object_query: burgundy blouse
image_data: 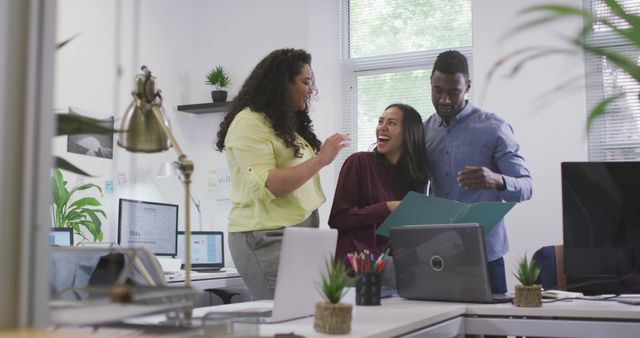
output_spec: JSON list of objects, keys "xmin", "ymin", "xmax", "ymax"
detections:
[{"xmin": 329, "ymin": 152, "xmax": 421, "ymax": 262}]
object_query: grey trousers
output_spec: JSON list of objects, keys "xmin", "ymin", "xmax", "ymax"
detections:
[{"xmin": 228, "ymin": 210, "xmax": 319, "ymax": 300}]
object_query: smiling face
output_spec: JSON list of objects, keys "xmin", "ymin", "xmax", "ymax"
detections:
[
  {"xmin": 289, "ymin": 64, "xmax": 312, "ymax": 111},
  {"xmin": 376, "ymin": 106, "xmax": 404, "ymax": 164},
  {"xmin": 430, "ymin": 70, "xmax": 470, "ymax": 123}
]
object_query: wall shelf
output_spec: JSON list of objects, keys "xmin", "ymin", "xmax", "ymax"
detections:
[{"xmin": 177, "ymin": 102, "xmax": 229, "ymax": 114}]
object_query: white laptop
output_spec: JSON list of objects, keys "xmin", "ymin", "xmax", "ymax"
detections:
[
  {"xmin": 204, "ymin": 227, "xmax": 338, "ymax": 323},
  {"xmin": 390, "ymin": 223, "xmax": 511, "ymax": 303}
]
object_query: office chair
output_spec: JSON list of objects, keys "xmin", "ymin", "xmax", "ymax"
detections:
[
  {"xmin": 205, "ymin": 288, "xmax": 240, "ymax": 304},
  {"xmin": 532, "ymin": 245, "xmax": 566, "ymax": 290},
  {"xmin": 51, "ymin": 247, "xmax": 168, "ymax": 300}
]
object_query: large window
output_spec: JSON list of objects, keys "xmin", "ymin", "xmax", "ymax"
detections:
[
  {"xmin": 586, "ymin": 0, "xmax": 640, "ymax": 160},
  {"xmin": 339, "ymin": 0, "xmax": 473, "ymax": 156}
]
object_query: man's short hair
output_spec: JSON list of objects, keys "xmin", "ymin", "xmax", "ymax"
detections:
[{"xmin": 432, "ymin": 50, "xmax": 469, "ymax": 79}]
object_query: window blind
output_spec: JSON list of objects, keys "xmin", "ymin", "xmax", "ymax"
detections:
[
  {"xmin": 337, "ymin": 0, "xmax": 472, "ymax": 173},
  {"xmin": 586, "ymin": 0, "xmax": 640, "ymax": 161}
]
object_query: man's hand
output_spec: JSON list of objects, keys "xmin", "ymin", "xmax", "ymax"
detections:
[
  {"xmin": 386, "ymin": 200, "xmax": 401, "ymax": 212},
  {"xmin": 457, "ymin": 165, "xmax": 505, "ymax": 190}
]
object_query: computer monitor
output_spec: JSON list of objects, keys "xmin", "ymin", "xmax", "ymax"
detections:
[
  {"xmin": 562, "ymin": 162, "xmax": 640, "ymax": 295},
  {"xmin": 49, "ymin": 228, "xmax": 73, "ymax": 246},
  {"xmin": 117, "ymin": 198, "xmax": 178, "ymax": 256},
  {"xmin": 176, "ymin": 231, "xmax": 224, "ymax": 272}
]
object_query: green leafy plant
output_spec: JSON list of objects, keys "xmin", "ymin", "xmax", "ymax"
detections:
[
  {"xmin": 513, "ymin": 254, "xmax": 541, "ymax": 286},
  {"xmin": 205, "ymin": 65, "xmax": 231, "ymax": 90},
  {"xmin": 52, "ymin": 167, "xmax": 106, "ymax": 241},
  {"xmin": 318, "ymin": 257, "xmax": 349, "ymax": 304},
  {"xmin": 489, "ymin": 0, "xmax": 640, "ymax": 129}
]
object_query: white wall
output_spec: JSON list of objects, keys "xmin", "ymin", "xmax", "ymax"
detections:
[
  {"xmin": 54, "ymin": 0, "xmax": 327, "ymax": 265},
  {"xmin": 473, "ymin": 0, "xmax": 588, "ymax": 288},
  {"xmin": 53, "ymin": 0, "xmax": 589, "ymax": 290}
]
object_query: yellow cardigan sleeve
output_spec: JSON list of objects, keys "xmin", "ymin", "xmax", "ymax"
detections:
[{"xmin": 225, "ymin": 111, "xmax": 277, "ymax": 202}]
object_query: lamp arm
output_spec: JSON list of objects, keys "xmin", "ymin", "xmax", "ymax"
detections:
[
  {"xmin": 189, "ymin": 191, "xmax": 203, "ymax": 231},
  {"xmin": 173, "ymin": 161, "xmax": 201, "ymax": 213},
  {"xmin": 172, "ymin": 160, "xmax": 202, "ymax": 230},
  {"xmin": 149, "ymin": 105, "xmax": 194, "ymax": 289}
]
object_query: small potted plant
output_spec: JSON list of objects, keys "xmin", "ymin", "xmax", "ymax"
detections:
[
  {"xmin": 314, "ymin": 257, "xmax": 352, "ymax": 334},
  {"xmin": 513, "ymin": 254, "xmax": 542, "ymax": 307},
  {"xmin": 205, "ymin": 65, "xmax": 231, "ymax": 103}
]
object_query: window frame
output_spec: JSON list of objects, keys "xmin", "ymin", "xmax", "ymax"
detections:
[
  {"xmin": 338, "ymin": 0, "xmax": 473, "ymax": 163},
  {"xmin": 585, "ymin": 0, "xmax": 640, "ymax": 161}
]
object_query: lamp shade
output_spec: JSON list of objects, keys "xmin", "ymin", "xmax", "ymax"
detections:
[{"xmin": 117, "ymin": 67, "xmax": 172, "ymax": 153}]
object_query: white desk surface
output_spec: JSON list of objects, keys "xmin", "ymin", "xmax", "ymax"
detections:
[
  {"xmin": 166, "ymin": 271, "xmax": 240, "ymax": 283},
  {"xmin": 466, "ymin": 298, "xmax": 640, "ymax": 320},
  {"xmin": 191, "ymin": 297, "xmax": 640, "ymax": 338},
  {"xmin": 193, "ymin": 297, "xmax": 466, "ymax": 338}
]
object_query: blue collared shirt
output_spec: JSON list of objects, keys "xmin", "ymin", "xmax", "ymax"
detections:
[{"xmin": 423, "ymin": 102, "xmax": 533, "ymax": 261}]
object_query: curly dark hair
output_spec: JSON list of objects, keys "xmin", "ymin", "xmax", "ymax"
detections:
[
  {"xmin": 373, "ymin": 103, "xmax": 428, "ymax": 188},
  {"xmin": 215, "ymin": 48, "xmax": 321, "ymax": 157},
  {"xmin": 431, "ymin": 50, "xmax": 469, "ymax": 79}
]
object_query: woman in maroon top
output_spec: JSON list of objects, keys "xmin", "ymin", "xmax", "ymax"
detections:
[{"xmin": 329, "ymin": 103, "xmax": 428, "ymax": 264}]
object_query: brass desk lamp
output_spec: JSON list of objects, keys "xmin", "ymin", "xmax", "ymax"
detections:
[
  {"xmin": 157, "ymin": 161, "xmax": 203, "ymax": 231},
  {"xmin": 118, "ymin": 66, "xmax": 194, "ymax": 288}
]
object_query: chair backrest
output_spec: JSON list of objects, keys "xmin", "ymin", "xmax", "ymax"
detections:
[
  {"xmin": 51, "ymin": 246, "xmax": 167, "ymax": 300},
  {"xmin": 533, "ymin": 245, "xmax": 566, "ymax": 290}
]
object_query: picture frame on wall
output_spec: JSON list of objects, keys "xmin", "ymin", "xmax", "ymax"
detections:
[{"xmin": 66, "ymin": 106, "xmax": 114, "ymax": 160}]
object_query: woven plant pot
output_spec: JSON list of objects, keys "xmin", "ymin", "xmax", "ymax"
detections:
[
  {"xmin": 313, "ymin": 301, "xmax": 352, "ymax": 334},
  {"xmin": 514, "ymin": 284, "xmax": 542, "ymax": 307}
]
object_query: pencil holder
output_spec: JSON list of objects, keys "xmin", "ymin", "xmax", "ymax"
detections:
[{"xmin": 355, "ymin": 272, "xmax": 381, "ymax": 306}]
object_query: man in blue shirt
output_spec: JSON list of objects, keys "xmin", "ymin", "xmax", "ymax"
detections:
[{"xmin": 424, "ymin": 50, "xmax": 533, "ymax": 294}]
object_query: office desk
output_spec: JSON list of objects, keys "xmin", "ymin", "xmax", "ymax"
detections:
[
  {"xmin": 166, "ymin": 271, "xmax": 244, "ymax": 290},
  {"xmin": 192, "ymin": 297, "xmax": 640, "ymax": 337},
  {"xmin": 167, "ymin": 271, "xmax": 248, "ymax": 307},
  {"xmin": 464, "ymin": 299, "xmax": 640, "ymax": 337}
]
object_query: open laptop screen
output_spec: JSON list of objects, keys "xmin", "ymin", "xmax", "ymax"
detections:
[
  {"xmin": 176, "ymin": 231, "xmax": 224, "ymax": 271},
  {"xmin": 390, "ymin": 223, "xmax": 499, "ymax": 303}
]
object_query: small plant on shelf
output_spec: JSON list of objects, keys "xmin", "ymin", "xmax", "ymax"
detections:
[
  {"xmin": 314, "ymin": 257, "xmax": 352, "ymax": 334},
  {"xmin": 513, "ymin": 254, "xmax": 542, "ymax": 307},
  {"xmin": 205, "ymin": 65, "xmax": 230, "ymax": 103}
]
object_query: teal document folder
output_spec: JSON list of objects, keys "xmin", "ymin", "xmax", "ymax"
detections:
[{"xmin": 376, "ymin": 191, "xmax": 516, "ymax": 237}]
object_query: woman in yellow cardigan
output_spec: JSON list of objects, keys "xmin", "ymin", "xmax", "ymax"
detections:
[{"xmin": 216, "ymin": 48, "xmax": 349, "ymax": 300}]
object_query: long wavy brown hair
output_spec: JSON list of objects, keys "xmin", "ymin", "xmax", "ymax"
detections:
[{"xmin": 216, "ymin": 48, "xmax": 321, "ymax": 157}]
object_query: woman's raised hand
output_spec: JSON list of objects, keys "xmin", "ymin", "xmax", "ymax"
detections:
[{"xmin": 317, "ymin": 133, "xmax": 350, "ymax": 166}]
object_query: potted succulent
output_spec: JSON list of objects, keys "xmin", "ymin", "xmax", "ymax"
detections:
[
  {"xmin": 52, "ymin": 168, "xmax": 106, "ymax": 242},
  {"xmin": 205, "ymin": 65, "xmax": 231, "ymax": 103},
  {"xmin": 314, "ymin": 257, "xmax": 352, "ymax": 334},
  {"xmin": 513, "ymin": 254, "xmax": 542, "ymax": 307}
]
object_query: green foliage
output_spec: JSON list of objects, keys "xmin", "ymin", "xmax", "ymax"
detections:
[
  {"xmin": 491, "ymin": 0, "xmax": 640, "ymax": 129},
  {"xmin": 205, "ymin": 65, "xmax": 231, "ymax": 90},
  {"xmin": 513, "ymin": 254, "xmax": 541, "ymax": 286},
  {"xmin": 318, "ymin": 257, "xmax": 348, "ymax": 304},
  {"xmin": 348, "ymin": 0, "xmax": 472, "ymax": 150},
  {"xmin": 349, "ymin": 0, "xmax": 472, "ymax": 58},
  {"xmin": 52, "ymin": 168, "xmax": 106, "ymax": 242}
]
